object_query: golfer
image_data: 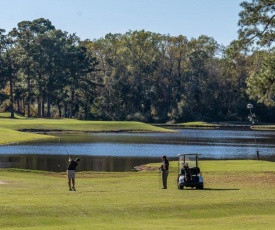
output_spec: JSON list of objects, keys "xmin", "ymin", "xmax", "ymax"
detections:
[
  {"xmin": 67, "ymin": 156, "xmax": 80, "ymax": 191},
  {"xmin": 160, "ymin": 155, "xmax": 169, "ymax": 189}
]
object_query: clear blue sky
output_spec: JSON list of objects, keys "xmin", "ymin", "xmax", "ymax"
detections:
[{"xmin": 1, "ymin": 0, "xmax": 243, "ymax": 46}]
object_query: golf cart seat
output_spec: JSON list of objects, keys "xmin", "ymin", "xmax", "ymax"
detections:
[
  {"xmin": 191, "ymin": 175, "xmax": 199, "ymax": 182},
  {"xmin": 190, "ymin": 167, "xmax": 200, "ymax": 175}
]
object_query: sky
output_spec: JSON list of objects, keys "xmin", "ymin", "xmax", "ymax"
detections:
[{"xmin": 1, "ymin": 0, "xmax": 243, "ymax": 46}]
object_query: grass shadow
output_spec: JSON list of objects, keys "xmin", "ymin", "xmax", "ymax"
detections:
[{"xmin": 203, "ymin": 188, "xmax": 239, "ymax": 191}]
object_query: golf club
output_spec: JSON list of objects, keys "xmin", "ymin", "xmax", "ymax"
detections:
[
  {"xmin": 159, "ymin": 168, "xmax": 161, "ymax": 189},
  {"xmin": 59, "ymin": 138, "xmax": 70, "ymax": 156}
]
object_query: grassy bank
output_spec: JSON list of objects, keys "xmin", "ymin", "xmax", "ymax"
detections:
[
  {"xmin": 0, "ymin": 117, "xmax": 173, "ymax": 145},
  {"xmin": 0, "ymin": 160, "xmax": 275, "ymax": 229},
  {"xmin": 180, "ymin": 121, "xmax": 219, "ymax": 127},
  {"xmin": 0, "ymin": 128, "xmax": 56, "ymax": 145},
  {"xmin": 167, "ymin": 121, "xmax": 275, "ymax": 131}
]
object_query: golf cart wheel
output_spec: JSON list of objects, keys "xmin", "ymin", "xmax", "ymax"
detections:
[
  {"xmin": 196, "ymin": 184, "xmax": 204, "ymax": 190},
  {"xmin": 178, "ymin": 185, "xmax": 184, "ymax": 190}
]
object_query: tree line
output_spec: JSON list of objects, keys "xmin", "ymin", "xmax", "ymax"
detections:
[{"xmin": 1, "ymin": 0, "xmax": 275, "ymax": 123}]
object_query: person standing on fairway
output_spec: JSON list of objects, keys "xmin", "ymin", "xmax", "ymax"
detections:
[
  {"xmin": 160, "ymin": 155, "xmax": 169, "ymax": 189},
  {"xmin": 67, "ymin": 156, "xmax": 80, "ymax": 191}
]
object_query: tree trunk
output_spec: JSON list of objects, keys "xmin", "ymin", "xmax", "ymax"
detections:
[
  {"xmin": 42, "ymin": 100, "xmax": 45, "ymax": 118},
  {"xmin": 58, "ymin": 104, "xmax": 62, "ymax": 118},
  {"xmin": 64, "ymin": 103, "xmax": 68, "ymax": 118},
  {"xmin": 47, "ymin": 95, "xmax": 51, "ymax": 117},
  {"xmin": 9, "ymin": 67, "xmax": 14, "ymax": 118},
  {"xmin": 69, "ymin": 88, "xmax": 75, "ymax": 119},
  {"xmin": 27, "ymin": 74, "xmax": 31, "ymax": 118},
  {"xmin": 37, "ymin": 97, "xmax": 41, "ymax": 118}
]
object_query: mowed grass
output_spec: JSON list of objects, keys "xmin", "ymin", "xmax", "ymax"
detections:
[
  {"xmin": 0, "ymin": 112, "xmax": 27, "ymax": 119},
  {"xmin": 180, "ymin": 121, "xmax": 218, "ymax": 127},
  {"xmin": 1, "ymin": 160, "xmax": 275, "ymax": 229},
  {"xmin": 0, "ymin": 128, "xmax": 56, "ymax": 144},
  {"xmin": 0, "ymin": 117, "xmax": 173, "ymax": 145},
  {"xmin": 0, "ymin": 118, "xmax": 171, "ymax": 132}
]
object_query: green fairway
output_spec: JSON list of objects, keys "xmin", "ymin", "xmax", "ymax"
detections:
[
  {"xmin": 0, "ymin": 160, "xmax": 275, "ymax": 229},
  {"xmin": 180, "ymin": 121, "xmax": 219, "ymax": 127},
  {"xmin": 0, "ymin": 117, "xmax": 173, "ymax": 145},
  {"xmin": 0, "ymin": 128, "xmax": 56, "ymax": 145}
]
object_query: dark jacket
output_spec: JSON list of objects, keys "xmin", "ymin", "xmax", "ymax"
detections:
[{"xmin": 67, "ymin": 160, "xmax": 78, "ymax": 170}]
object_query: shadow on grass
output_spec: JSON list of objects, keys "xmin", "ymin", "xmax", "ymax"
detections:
[{"xmin": 203, "ymin": 188, "xmax": 239, "ymax": 191}]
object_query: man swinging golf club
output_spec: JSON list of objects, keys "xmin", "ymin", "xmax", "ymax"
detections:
[
  {"xmin": 159, "ymin": 155, "xmax": 169, "ymax": 189},
  {"xmin": 67, "ymin": 155, "xmax": 80, "ymax": 191}
]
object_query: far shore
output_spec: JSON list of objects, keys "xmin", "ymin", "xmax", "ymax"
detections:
[
  {"xmin": 156, "ymin": 121, "xmax": 275, "ymax": 131},
  {"xmin": 0, "ymin": 117, "xmax": 174, "ymax": 145},
  {"xmin": 0, "ymin": 116, "xmax": 275, "ymax": 145}
]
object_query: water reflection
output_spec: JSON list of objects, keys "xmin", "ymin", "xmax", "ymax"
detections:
[
  {"xmin": 0, "ymin": 155, "xmax": 165, "ymax": 172},
  {"xmin": 0, "ymin": 128, "xmax": 275, "ymax": 171}
]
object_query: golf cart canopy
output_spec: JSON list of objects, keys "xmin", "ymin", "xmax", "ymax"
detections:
[
  {"xmin": 177, "ymin": 153, "xmax": 201, "ymax": 156},
  {"xmin": 177, "ymin": 153, "xmax": 201, "ymax": 172}
]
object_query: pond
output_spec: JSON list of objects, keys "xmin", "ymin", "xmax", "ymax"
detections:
[{"xmin": 0, "ymin": 128, "xmax": 275, "ymax": 172}]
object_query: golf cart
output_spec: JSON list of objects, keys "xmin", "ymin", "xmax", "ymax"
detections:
[{"xmin": 177, "ymin": 154, "xmax": 204, "ymax": 190}]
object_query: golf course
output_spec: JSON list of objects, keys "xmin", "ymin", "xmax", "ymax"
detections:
[
  {"xmin": 0, "ymin": 117, "xmax": 275, "ymax": 229},
  {"xmin": 0, "ymin": 160, "xmax": 275, "ymax": 229},
  {"xmin": 2, "ymin": 0, "xmax": 275, "ymax": 228}
]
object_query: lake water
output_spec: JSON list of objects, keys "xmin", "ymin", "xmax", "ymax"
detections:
[{"xmin": 0, "ymin": 128, "xmax": 275, "ymax": 171}]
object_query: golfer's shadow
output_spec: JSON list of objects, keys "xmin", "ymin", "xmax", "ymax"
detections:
[{"xmin": 203, "ymin": 188, "xmax": 240, "ymax": 191}]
